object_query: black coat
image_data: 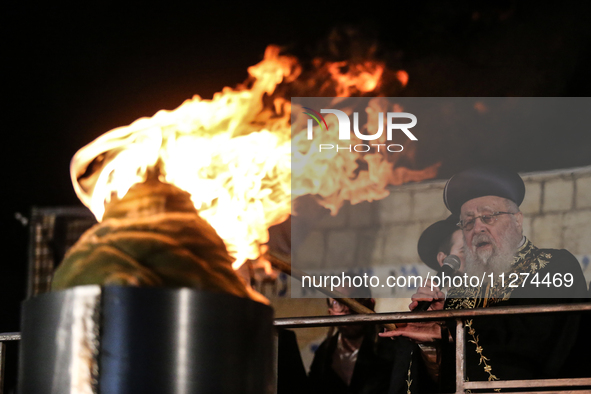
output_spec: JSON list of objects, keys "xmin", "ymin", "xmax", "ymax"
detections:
[
  {"xmin": 442, "ymin": 240, "xmax": 590, "ymax": 390},
  {"xmin": 308, "ymin": 327, "xmax": 398, "ymax": 394}
]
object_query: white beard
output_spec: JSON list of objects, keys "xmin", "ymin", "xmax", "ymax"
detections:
[{"xmin": 465, "ymin": 225, "xmax": 522, "ymax": 282}]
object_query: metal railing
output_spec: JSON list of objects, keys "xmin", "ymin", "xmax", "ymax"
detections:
[
  {"xmin": 2, "ymin": 303, "xmax": 590, "ymax": 393},
  {"xmin": 0, "ymin": 333, "xmax": 20, "ymax": 394},
  {"xmin": 274, "ymin": 302, "xmax": 591, "ymax": 394}
]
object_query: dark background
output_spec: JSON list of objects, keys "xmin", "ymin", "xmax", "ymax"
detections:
[{"xmin": 3, "ymin": 0, "xmax": 591, "ymax": 334}]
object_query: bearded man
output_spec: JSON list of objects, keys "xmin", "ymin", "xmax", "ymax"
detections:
[{"xmin": 382, "ymin": 167, "xmax": 589, "ymax": 390}]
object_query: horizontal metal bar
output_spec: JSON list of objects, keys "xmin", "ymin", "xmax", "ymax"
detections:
[
  {"xmin": 4, "ymin": 305, "xmax": 588, "ymax": 333},
  {"xmin": 0, "ymin": 333, "xmax": 20, "ymax": 342},
  {"xmin": 491, "ymin": 391, "xmax": 591, "ymax": 394},
  {"xmin": 463, "ymin": 377, "xmax": 591, "ymax": 389},
  {"xmin": 273, "ymin": 302, "xmax": 591, "ymax": 328}
]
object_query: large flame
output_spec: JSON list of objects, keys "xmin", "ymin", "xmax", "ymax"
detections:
[{"xmin": 72, "ymin": 45, "xmax": 437, "ymax": 269}]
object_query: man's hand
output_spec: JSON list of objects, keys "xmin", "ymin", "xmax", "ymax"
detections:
[
  {"xmin": 378, "ymin": 322, "xmax": 442, "ymax": 343},
  {"xmin": 378, "ymin": 280, "xmax": 445, "ymax": 343},
  {"xmin": 408, "ymin": 279, "xmax": 445, "ymax": 312}
]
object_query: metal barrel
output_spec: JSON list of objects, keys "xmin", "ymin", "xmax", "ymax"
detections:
[{"xmin": 19, "ymin": 286, "xmax": 274, "ymax": 394}]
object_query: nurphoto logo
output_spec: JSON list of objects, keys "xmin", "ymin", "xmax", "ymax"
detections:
[{"xmin": 304, "ymin": 108, "xmax": 418, "ymax": 153}]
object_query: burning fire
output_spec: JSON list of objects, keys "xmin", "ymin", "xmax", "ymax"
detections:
[{"xmin": 71, "ymin": 45, "xmax": 437, "ymax": 269}]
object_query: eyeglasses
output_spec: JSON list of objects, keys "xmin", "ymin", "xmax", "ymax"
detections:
[{"xmin": 457, "ymin": 212, "xmax": 515, "ymax": 231}]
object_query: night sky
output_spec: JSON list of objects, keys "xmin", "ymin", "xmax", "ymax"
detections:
[{"xmin": 3, "ymin": 2, "xmax": 591, "ymax": 334}]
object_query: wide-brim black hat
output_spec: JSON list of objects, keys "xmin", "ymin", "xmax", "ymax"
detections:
[
  {"xmin": 417, "ymin": 215, "xmax": 460, "ymax": 271},
  {"xmin": 443, "ymin": 167, "xmax": 525, "ymax": 216}
]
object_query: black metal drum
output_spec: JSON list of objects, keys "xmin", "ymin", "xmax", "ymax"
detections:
[{"xmin": 18, "ymin": 286, "xmax": 274, "ymax": 394}]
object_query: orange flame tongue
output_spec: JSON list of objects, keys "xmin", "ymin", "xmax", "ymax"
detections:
[{"xmin": 71, "ymin": 44, "xmax": 438, "ymax": 269}]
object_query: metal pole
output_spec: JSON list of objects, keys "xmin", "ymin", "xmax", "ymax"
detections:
[
  {"xmin": 463, "ymin": 377, "xmax": 591, "ymax": 390},
  {"xmin": 273, "ymin": 303, "xmax": 591, "ymax": 328},
  {"xmin": 0, "ymin": 341, "xmax": 6, "ymax": 394},
  {"xmin": 455, "ymin": 318, "xmax": 465, "ymax": 394}
]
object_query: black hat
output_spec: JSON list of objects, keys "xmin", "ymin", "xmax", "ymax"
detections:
[
  {"xmin": 443, "ymin": 167, "xmax": 525, "ymax": 216},
  {"xmin": 417, "ymin": 215, "xmax": 460, "ymax": 271}
]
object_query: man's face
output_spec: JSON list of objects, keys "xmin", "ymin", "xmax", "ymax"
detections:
[
  {"xmin": 327, "ymin": 298, "xmax": 365, "ymax": 338},
  {"xmin": 327, "ymin": 298, "xmax": 350, "ymax": 316},
  {"xmin": 460, "ymin": 196, "xmax": 523, "ymax": 275}
]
